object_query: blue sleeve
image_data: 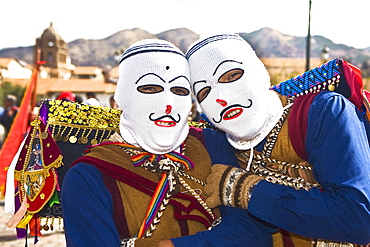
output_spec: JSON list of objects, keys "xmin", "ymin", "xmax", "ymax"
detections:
[
  {"xmin": 248, "ymin": 92, "xmax": 370, "ymax": 245},
  {"xmin": 171, "ymin": 206, "xmax": 275, "ymax": 247},
  {"xmin": 364, "ymin": 110, "xmax": 370, "ymax": 146},
  {"xmin": 203, "ymin": 128, "xmax": 239, "ymax": 168},
  {"xmin": 61, "ymin": 163, "xmax": 121, "ymax": 247},
  {"xmin": 172, "ymin": 128, "xmax": 276, "ymax": 247}
]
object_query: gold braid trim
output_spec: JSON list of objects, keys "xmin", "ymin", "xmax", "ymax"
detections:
[
  {"xmin": 14, "ymin": 156, "xmax": 63, "ymax": 181},
  {"xmin": 237, "ymin": 150, "xmax": 320, "ymax": 191},
  {"xmin": 110, "ymin": 133, "xmax": 215, "ymax": 238},
  {"xmin": 236, "ymin": 95, "xmax": 320, "ymax": 191},
  {"xmin": 86, "ymin": 133, "xmax": 218, "ymax": 239}
]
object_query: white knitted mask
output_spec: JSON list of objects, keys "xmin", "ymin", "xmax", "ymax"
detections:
[
  {"xmin": 186, "ymin": 34, "xmax": 283, "ymax": 149},
  {"xmin": 114, "ymin": 39, "xmax": 192, "ymax": 154}
]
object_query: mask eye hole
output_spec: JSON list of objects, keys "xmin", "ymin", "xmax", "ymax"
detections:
[
  {"xmin": 219, "ymin": 69, "xmax": 244, "ymax": 83},
  {"xmin": 197, "ymin": 86, "xmax": 211, "ymax": 103},
  {"xmin": 137, "ymin": 84, "xmax": 164, "ymax": 94},
  {"xmin": 170, "ymin": 86, "xmax": 190, "ymax": 96}
]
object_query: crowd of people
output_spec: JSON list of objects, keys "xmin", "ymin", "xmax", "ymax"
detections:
[
  {"xmin": 0, "ymin": 91, "xmax": 116, "ymax": 149},
  {"xmin": 0, "ymin": 94, "xmax": 19, "ymax": 149},
  {"xmin": 3, "ymin": 34, "xmax": 370, "ymax": 247}
]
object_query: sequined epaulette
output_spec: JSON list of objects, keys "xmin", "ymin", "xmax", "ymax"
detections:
[
  {"xmin": 45, "ymin": 100, "xmax": 121, "ymax": 145},
  {"xmin": 270, "ymin": 58, "xmax": 341, "ymax": 98}
]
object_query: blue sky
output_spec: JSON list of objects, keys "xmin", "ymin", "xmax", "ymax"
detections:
[{"xmin": 1, "ymin": 0, "xmax": 369, "ymax": 50}]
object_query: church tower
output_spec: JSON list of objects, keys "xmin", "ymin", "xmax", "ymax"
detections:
[{"xmin": 34, "ymin": 22, "xmax": 74, "ymax": 79}]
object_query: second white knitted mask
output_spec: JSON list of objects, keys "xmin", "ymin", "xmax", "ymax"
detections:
[{"xmin": 186, "ymin": 34, "xmax": 283, "ymax": 150}]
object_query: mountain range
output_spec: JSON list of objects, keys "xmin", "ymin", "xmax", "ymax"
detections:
[{"xmin": 1, "ymin": 27, "xmax": 370, "ymax": 71}]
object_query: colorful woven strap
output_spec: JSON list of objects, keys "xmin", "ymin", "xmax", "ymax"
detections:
[
  {"xmin": 137, "ymin": 172, "xmax": 169, "ymax": 238},
  {"xmin": 87, "ymin": 141, "xmax": 195, "ymax": 237},
  {"xmin": 90, "ymin": 142, "xmax": 194, "ymax": 170}
]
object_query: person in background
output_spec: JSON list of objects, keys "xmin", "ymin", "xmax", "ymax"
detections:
[
  {"xmin": 109, "ymin": 95, "xmax": 118, "ymax": 109},
  {"xmin": 0, "ymin": 94, "xmax": 19, "ymax": 140},
  {"xmin": 56, "ymin": 91, "xmax": 76, "ymax": 102},
  {"xmin": 75, "ymin": 95, "xmax": 83, "ymax": 104},
  {"xmin": 0, "ymin": 105, "xmax": 4, "ymax": 149},
  {"xmin": 0, "ymin": 105, "xmax": 4, "ymax": 116},
  {"xmin": 185, "ymin": 33, "xmax": 370, "ymax": 246},
  {"xmin": 85, "ymin": 92, "xmax": 100, "ymax": 106}
]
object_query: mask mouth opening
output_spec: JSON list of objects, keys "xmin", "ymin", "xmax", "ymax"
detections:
[
  {"xmin": 154, "ymin": 120, "xmax": 177, "ymax": 128},
  {"xmin": 212, "ymin": 100, "xmax": 253, "ymax": 124}
]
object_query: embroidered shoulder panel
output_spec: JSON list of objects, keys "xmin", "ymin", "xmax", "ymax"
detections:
[{"xmin": 270, "ymin": 58, "xmax": 341, "ymax": 98}]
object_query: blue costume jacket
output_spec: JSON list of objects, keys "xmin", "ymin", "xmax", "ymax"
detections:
[
  {"xmin": 173, "ymin": 91, "xmax": 370, "ymax": 246},
  {"xmin": 62, "ymin": 128, "xmax": 274, "ymax": 247}
]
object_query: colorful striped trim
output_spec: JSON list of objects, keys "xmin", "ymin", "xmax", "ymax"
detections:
[
  {"xmin": 119, "ymin": 43, "xmax": 184, "ymax": 64},
  {"xmin": 75, "ymin": 154, "xmax": 214, "ymax": 227},
  {"xmin": 185, "ymin": 34, "xmax": 244, "ymax": 59},
  {"xmin": 124, "ymin": 43, "xmax": 176, "ymax": 55},
  {"xmin": 137, "ymin": 172, "xmax": 169, "ymax": 238},
  {"xmin": 89, "ymin": 142, "xmax": 194, "ymax": 170}
]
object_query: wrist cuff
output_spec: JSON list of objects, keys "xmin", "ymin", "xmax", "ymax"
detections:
[{"xmin": 238, "ymin": 175, "xmax": 263, "ymax": 209}]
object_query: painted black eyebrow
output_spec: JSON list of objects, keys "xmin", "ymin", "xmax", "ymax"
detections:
[
  {"xmin": 135, "ymin": 73, "xmax": 165, "ymax": 84},
  {"xmin": 192, "ymin": 80, "xmax": 207, "ymax": 94},
  {"xmin": 169, "ymin": 75, "xmax": 190, "ymax": 84},
  {"xmin": 213, "ymin": 60, "xmax": 243, "ymax": 76}
]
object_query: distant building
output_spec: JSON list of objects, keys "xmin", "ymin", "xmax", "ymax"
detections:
[
  {"xmin": 0, "ymin": 58, "xmax": 32, "ymax": 79},
  {"xmin": 4, "ymin": 23, "xmax": 367, "ymax": 105},
  {"xmin": 72, "ymin": 66, "xmax": 104, "ymax": 80},
  {"xmin": 1, "ymin": 23, "xmax": 116, "ymax": 107},
  {"xmin": 108, "ymin": 66, "xmax": 119, "ymax": 83},
  {"xmin": 34, "ymin": 22, "xmax": 75, "ymax": 80}
]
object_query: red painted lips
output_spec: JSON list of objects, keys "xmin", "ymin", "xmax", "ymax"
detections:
[
  {"xmin": 223, "ymin": 107, "xmax": 243, "ymax": 120},
  {"xmin": 154, "ymin": 120, "xmax": 176, "ymax": 127}
]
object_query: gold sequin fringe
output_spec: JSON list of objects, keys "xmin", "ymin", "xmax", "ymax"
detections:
[
  {"xmin": 39, "ymin": 217, "xmax": 64, "ymax": 232},
  {"xmin": 13, "ymin": 158, "xmax": 63, "ymax": 182},
  {"xmin": 45, "ymin": 100, "xmax": 121, "ymax": 145}
]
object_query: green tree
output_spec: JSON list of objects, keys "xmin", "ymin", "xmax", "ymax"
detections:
[
  {"xmin": 361, "ymin": 59, "xmax": 370, "ymax": 78},
  {"xmin": 0, "ymin": 81, "xmax": 26, "ymax": 107}
]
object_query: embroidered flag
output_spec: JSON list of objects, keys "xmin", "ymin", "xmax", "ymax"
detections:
[{"xmin": 0, "ymin": 59, "xmax": 44, "ymax": 198}]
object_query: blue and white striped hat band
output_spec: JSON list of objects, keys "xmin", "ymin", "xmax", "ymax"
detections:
[
  {"xmin": 185, "ymin": 34, "xmax": 244, "ymax": 59},
  {"xmin": 119, "ymin": 42, "xmax": 184, "ymax": 64}
]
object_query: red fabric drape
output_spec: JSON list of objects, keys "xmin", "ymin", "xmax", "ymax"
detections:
[{"xmin": 0, "ymin": 61, "xmax": 43, "ymax": 198}]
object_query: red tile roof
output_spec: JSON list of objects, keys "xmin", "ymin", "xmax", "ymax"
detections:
[
  {"xmin": 0, "ymin": 58, "xmax": 15, "ymax": 67},
  {"xmin": 73, "ymin": 66, "xmax": 102, "ymax": 75},
  {"xmin": 5, "ymin": 77, "xmax": 116, "ymax": 95}
]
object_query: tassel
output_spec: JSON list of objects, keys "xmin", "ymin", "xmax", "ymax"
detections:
[
  {"xmin": 16, "ymin": 213, "xmax": 34, "ymax": 229},
  {"xmin": 29, "ymin": 215, "xmax": 42, "ymax": 237},
  {"xmin": 246, "ymin": 145, "xmax": 254, "ymax": 171},
  {"xmin": 6, "ymin": 196, "xmax": 28, "ymax": 228}
]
